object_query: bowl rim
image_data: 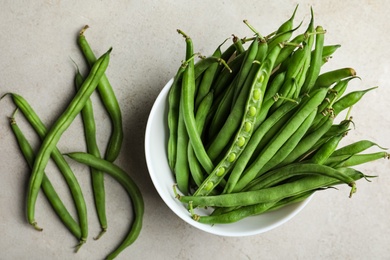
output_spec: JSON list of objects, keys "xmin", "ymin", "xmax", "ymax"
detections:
[{"xmin": 144, "ymin": 78, "xmax": 312, "ymax": 237}]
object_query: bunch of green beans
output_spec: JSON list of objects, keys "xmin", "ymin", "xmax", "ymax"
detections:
[
  {"xmin": 3, "ymin": 26, "xmax": 143, "ymax": 259},
  {"xmin": 167, "ymin": 6, "xmax": 388, "ymax": 224}
]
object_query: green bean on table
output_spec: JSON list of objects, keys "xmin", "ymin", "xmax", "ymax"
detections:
[
  {"xmin": 74, "ymin": 69, "xmax": 107, "ymax": 240},
  {"xmin": 8, "ymin": 111, "xmax": 81, "ymax": 240},
  {"xmin": 65, "ymin": 152, "xmax": 144, "ymax": 260},
  {"xmin": 78, "ymin": 26, "xmax": 123, "ymax": 163},
  {"xmin": 26, "ymin": 48, "xmax": 111, "ymax": 233},
  {"xmin": 5, "ymin": 92, "xmax": 88, "ymax": 249}
]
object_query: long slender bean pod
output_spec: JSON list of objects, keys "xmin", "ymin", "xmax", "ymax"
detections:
[
  {"xmin": 6, "ymin": 93, "xmax": 89, "ymax": 249},
  {"xmin": 233, "ymin": 88, "xmax": 328, "ymax": 192},
  {"xmin": 9, "ymin": 112, "xmax": 81, "ymax": 239},
  {"xmin": 178, "ymin": 168, "xmax": 363, "ymax": 208},
  {"xmin": 65, "ymin": 152, "xmax": 144, "ymax": 260},
  {"xmin": 74, "ymin": 70, "xmax": 107, "ymax": 239},
  {"xmin": 27, "ymin": 48, "xmax": 111, "ymax": 231},
  {"xmin": 193, "ymin": 43, "xmax": 281, "ymax": 196},
  {"xmin": 78, "ymin": 26, "xmax": 123, "ymax": 162}
]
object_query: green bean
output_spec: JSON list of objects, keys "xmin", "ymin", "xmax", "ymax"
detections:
[
  {"xmin": 231, "ymin": 38, "xmax": 259, "ymax": 107},
  {"xmin": 6, "ymin": 93, "xmax": 89, "ymax": 249},
  {"xmin": 273, "ymin": 34, "xmax": 305, "ymax": 70},
  {"xmin": 245, "ymin": 163, "xmax": 357, "ymax": 195},
  {"xmin": 175, "ymin": 99, "xmax": 191, "ymax": 194},
  {"xmin": 167, "ymin": 63, "xmax": 187, "ymax": 170},
  {"xmin": 65, "ymin": 152, "xmax": 143, "ymax": 260},
  {"xmin": 193, "ymin": 43, "xmax": 282, "ymax": 196},
  {"xmin": 270, "ymin": 18, "xmax": 314, "ymax": 111},
  {"xmin": 223, "ymin": 101, "xmax": 298, "ymax": 193},
  {"xmin": 78, "ymin": 26, "xmax": 123, "ymax": 163},
  {"xmin": 207, "ymin": 39, "xmax": 258, "ymax": 138},
  {"xmin": 178, "ymin": 167, "xmax": 363, "ymax": 208},
  {"xmin": 332, "ymin": 152, "xmax": 389, "ymax": 168},
  {"xmin": 232, "ymin": 34, "xmax": 246, "ymax": 54},
  {"xmin": 275, "ymin": 4, "xmax": 299, "ymax": 34},
  {"xmin": 206, "ymin": 57, "xmax": 260, "ymax": 162},
  {"xmin": 279, "ymin": 114, "xmax": 333, "ymax": 167},
  {"xmin": 257, "ymin": 109, "xmax": 317, "ymax": 175},
  {"xmin": 74, "ymin": 69, "xmax": 106, "ymax": 239},
  {"xmin": 320, "ymin": 44, "xmax": 341, "ymax": 64},
  {"xmin": 27, "ymin": 48, "xmax": 111, "ymax": 232},
  {"xmin": 233, "ymin": 87, "xmax": 328, "ymax": 192},
  {"xmin": 263, "ymin": 72, "xmax": 286, "ymax": 102},
  {"xmin": 188, "ymin": 92, "xmax": 214, "ymax": 187},
  {"xmin": 309, "ymin": 133, "xmax": 345, "ymax": 165},
  {"xmin": 9, "ymin": 112, "xmax": 81, "ymax": 239},
  {"xmin": 332, "ymin": 86, "xmax": 377, "ymax": 115},
  {"xmin": 178, "ymin": 30, "xmax": 214, "ymax": 175},
  {"xmin": 316, "ymin": 76, "xmax": 359, "ymax": 117},
  {"xmin": 331, "ymin": 140, "xmax": 387, "ymax": 157},
  {"xmin": 312, "ymin": 67, "xmax": 356, "ymax": 91},
  {"xmin": 212, "ymin": 52, "xmax": 245, "ymax": 97},
  {"xmin": 266, "ymin": 5, "xmax": 300, "ymax": 51},
  {"xmin": 193, "ymin": 201, "xmax": 276, "ymax": 224},
  {"xmin": 206, "ymin": 79, "xmax": 236, "ymax": 141},
  {"xmin": 300, "ymin": 26, "xmax": 326, "ymax": 94},
  {"xmin": 195, "ymin": 49, "xmax": 221, "ymax": 109},
  {"xmin": 301, "ymin": 119, "xmax": 352, "ymax": 162}
]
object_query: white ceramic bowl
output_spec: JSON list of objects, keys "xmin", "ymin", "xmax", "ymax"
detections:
[{"xmin": 144, "ymin": 78, "xmax": 312, "ymax": 237}]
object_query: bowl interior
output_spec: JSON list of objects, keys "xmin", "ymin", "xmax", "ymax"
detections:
[{"xmin": 144, "ymin": 78, "xmax": 312, "ymax": 237}]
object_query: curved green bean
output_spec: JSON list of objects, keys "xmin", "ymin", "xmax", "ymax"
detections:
[
  {"xmin": 65, "ymin": 152, "xmax": 143, "ymax": 260},
  {"xmin": 27, "ymin": 48, "xmax": 111, "ymax": 231}
]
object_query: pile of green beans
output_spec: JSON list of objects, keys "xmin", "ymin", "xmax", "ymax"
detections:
[
  {"xmin": 2, "ymin": 26, "xmax": 143, "ymax": 259},
  {"xmin": 167, "ymin": 7, "xmax": 388, "ymax": 225}
]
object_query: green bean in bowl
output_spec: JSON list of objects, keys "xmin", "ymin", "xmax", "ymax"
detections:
[{"xmin": 145, "ymin": 6, "xmax": 388, "ymax": 235}]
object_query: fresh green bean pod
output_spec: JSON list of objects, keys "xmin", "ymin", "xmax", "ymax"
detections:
[
  {"xmin": 320, "ymin": 44, "xmax": 341, "ymax": 64},
  {"xmin": 9, "ymin": 114, "xmax": 81, "ymax": 239},
  {"xmin": 7, "ymin": 93, "xmax": 89, "ymax": 248},
  {"xmin": 188, "ymin": 92, "xmax": 214, "ymax": 187},
  {"xmin": 74, "ymin": 70, "xmax": 107, "ymax": 239},
  {"xmin": 231, "ymin": 37, "xmax": 260, "ymax": 106},
  {"xmin": 332, "ymin": 140, "xmax": 386, "ymax": 157},
  {"xmin": 179, "ymin": 31, "xmax": 214, "ymax": 175},
  {"xmin": 332, "ymin": 86, "xmax": 377, "ymax": 115},
  {"xmin": 195, "ymin": 49, "xmax": 221, "ymax": 109},
  {"xmin": 27, "ymin": 48, "xmax": 111, "ymax": 232},
  {"xmin": 300, "ymin": 25, "xmax": 326, "ymax": 94},
  {"xmin": 223, "ymin": 101, "xmax": 298, "ymax": 193},
  {"xmin": 167, "ymin": 64, "xmax": 187, "ymax": 170},
  {"xmin": 312, "ymin": 67, "xmax": 356, "ymax": 91},
  {"xmin": 78, "ymin": 27, "xmax": 123, "ymax": 163},
  {"xmin": 332, "ymin": 152, "xmax": 389, "ymax": 168},
  {"xmin": 279, "ymin": 114, "xmax": 333, "ymax": 166},
  {"xmin": 245, "ymin": 163, "xmax": 358, "ymax": 195},
  {"xmin": 65, "ymin": 152, "xmax": 144, "ymax": 260},
  {"xmin": 193, "ymin": 43, "xmax": 281, "ymax": 196},
  {"xmin": 309, "ymin": 133, "xmax": 345, "ymax": 165},
  {"xmin": 257, "ymin": 109, "xmax": 317, "ymax": 175},
  {"xmin": 179, "ymin": 167, "xmax": 363, "ymax": 208},
  {"xmin": 233, "ymin": 87, "xmax": 328, "ymax": 192}
]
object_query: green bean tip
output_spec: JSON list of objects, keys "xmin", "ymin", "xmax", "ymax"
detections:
[
  {"xmin": 74, "ymin": 239, "xmax": 86, "ymax": 253},
  {"xmin": 31, "ymin": 221, "xmax": 43, "ymax": 232},
  {"xmin": 93, "ymin": 228, "xmax": 107, "ymax": 240},
  {"xmin": 79, "ymin": 25, "xmax": 89, "ymax": 36}
]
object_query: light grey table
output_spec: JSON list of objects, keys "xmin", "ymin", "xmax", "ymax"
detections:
[{"xmin": 1, "ymin": 1, "xmax": 389, "ymax": 259}]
